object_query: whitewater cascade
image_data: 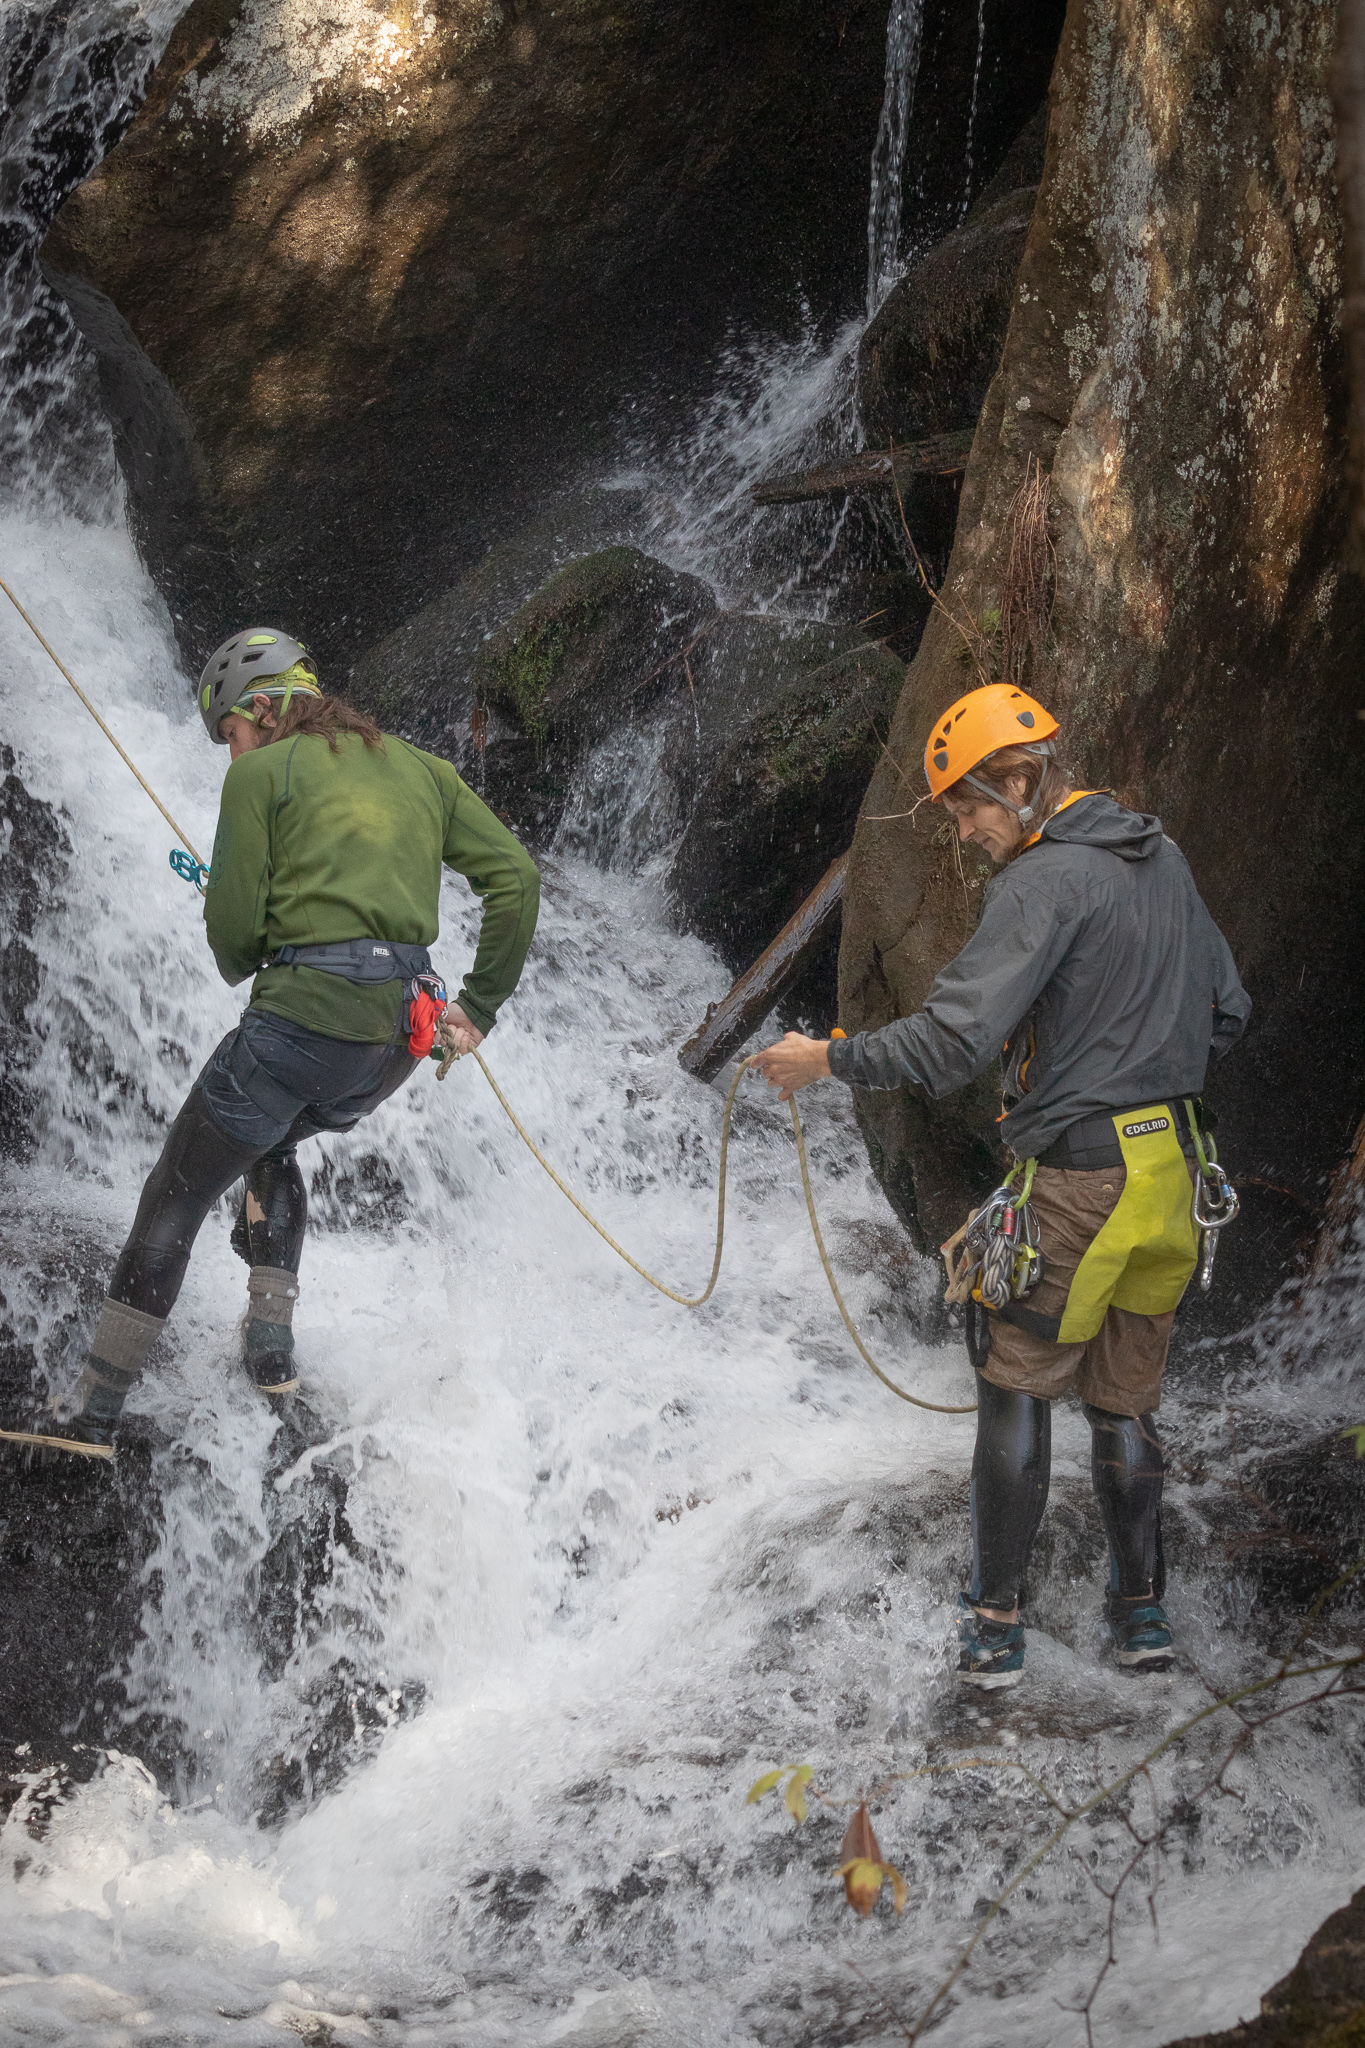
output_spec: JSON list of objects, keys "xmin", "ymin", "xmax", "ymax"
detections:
[
  {"xmin": 865, "ymin": 0, "xmax": 925, "ymax": 318},
  {"xmin": 1, "ymin": 5, "xmax": 1364, "ymax": 2046}
]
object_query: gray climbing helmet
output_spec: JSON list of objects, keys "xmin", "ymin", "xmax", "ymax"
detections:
[{"xmin": 198, "ymin": 629, "xmax": 320, "ymax": 743}]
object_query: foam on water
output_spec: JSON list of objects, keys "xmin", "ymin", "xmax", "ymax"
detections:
[{"xmin": 1, "ymin": 508, "xmax": 1364, "ymax": 2047}]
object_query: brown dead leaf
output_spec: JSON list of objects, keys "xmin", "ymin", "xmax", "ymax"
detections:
[{"xmin": 840, "ymin": 1802, "xmax": 882, "ymax": 1866}]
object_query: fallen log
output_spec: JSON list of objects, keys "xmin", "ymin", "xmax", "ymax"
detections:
[
  {"xmin": 678, "ymin": 852, "xmax": 848, "ymax": 1082},
  {"xmin": 751, "ymin": 429, "xmax": 975, "ymax": 507}
]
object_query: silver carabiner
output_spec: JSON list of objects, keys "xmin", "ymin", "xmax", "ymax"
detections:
[{"xmin": 1193, "ymin": 1164, "xmax": 1239, "ymax": 1291}]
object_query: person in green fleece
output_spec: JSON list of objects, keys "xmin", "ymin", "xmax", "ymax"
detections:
[{"xmin": 52, "ymin": 627, "xmax": 539, "ymax": 1452}]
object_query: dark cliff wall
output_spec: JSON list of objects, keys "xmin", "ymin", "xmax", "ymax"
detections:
[
  {"xmin": 41, "ymin": 0, "xmax": 1061, "ymax": 666},
  {"xmin": 839, "ymin": 0, "xmax": 1365, "ymax": 1252}
]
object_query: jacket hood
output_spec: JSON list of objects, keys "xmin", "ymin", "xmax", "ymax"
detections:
[{"xmin": 1036, "ymin": 790, "xmax": 1163, "ymax": 862}]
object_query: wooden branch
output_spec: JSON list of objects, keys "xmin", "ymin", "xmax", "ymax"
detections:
[
  {"xmin": 678, "ymin": 852, "xmax": 848, "ymax": 1082},
  {"xmin": 751, "ymin": 429, "xmax": 975, "ymax": 507}
]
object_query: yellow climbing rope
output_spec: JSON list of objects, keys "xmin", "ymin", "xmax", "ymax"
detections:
[
  {"xmin": 460, "ymin": 1049, "xmax": 977, "ymax": 1415},
  {"xmin": 0, "ymin": 573, "xmax": 210, "ymax": 872},
  {"xmin": 5, "ymin": 571, "xmax": 976, "ymax": 1418}
]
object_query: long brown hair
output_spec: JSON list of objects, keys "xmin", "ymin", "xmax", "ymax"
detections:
[
  {"xmin": 264, "ymin": 692, "xmax": 385, "ymax": 753},
  {"xmin": 949, "ymin": 744, "xmax": 1072, "ymax": 849}
]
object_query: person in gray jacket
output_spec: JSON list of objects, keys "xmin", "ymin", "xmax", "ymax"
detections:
[{"xmin": 753, "ymin": 683, "xmax": 1249, "ymax": 1690}]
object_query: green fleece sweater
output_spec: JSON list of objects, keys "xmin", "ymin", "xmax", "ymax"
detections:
[{"xmin": 203, "ymin": 731, "xmax": 539, "ymax": 1043}]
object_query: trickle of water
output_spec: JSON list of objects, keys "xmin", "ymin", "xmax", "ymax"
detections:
[
  {"xmin": 959, "ymin": 0, "xmax": 988, "ymax": 222},
  {"xmin": 866, "ymin": 0, "xmax": 926, "ymax": 318}
]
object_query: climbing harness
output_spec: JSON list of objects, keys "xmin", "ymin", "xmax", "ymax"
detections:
[
  {"xmin": 3, "ymin": 576, "xmax": 977, "ymax": 1420},
  {"xmin": 1, "ymin": 572, "xmax": 211, "ymax": 894},
  {"xmin": 260, "ymin": 937, "xmax": 451, "ymax": 1060},
  {"xmin": 1184, "ymin": 1097, "xmax": 1239, "ymax": 1291}
]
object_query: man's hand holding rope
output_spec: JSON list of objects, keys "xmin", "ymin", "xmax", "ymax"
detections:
[{"xmin": 751, "ymin": 1032, "xmax": 832, "ymax": 1102}]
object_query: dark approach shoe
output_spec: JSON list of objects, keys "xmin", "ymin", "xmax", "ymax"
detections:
[
  {"xmin": 956, "ymin": 1591, "xmax": 1026, "ymax": 1690},
  {"xmin": 247, "ymin": 1349, "xmax": 299, "ymax": 1397},
  {"xmin": 1107, "ymin": 1593, "xmax": 1175, "ymax": 1672}
]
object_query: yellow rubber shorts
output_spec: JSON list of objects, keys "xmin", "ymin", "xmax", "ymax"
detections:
[{"xmin": 983, "ymin": 1106, "xmax": 1200, "ymax": 1416}]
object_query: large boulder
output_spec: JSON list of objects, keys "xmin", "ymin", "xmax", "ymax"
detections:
[
  {"xmin": 857, "ymin": 103, "xmax": 1048, "ymax": 450},
  {"xmin": 668, "ymin": 624, "xmax": 906, "ymax": 966},
  {"xmin": 839, "ymin": 0, "xmax": 1365, "ymax": 1252},
  {"xmin": 470, "ymin": 547, "xmax": 716, "ymax": 836},
  {"xmin": 38, "ymin": 0, "xmax": 1066, "ymax": 663}
]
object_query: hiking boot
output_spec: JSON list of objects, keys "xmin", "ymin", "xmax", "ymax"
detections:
[
  {"xmin": 956, "ymin": 1591, "xmax": 1025, "ymax": 1690},
  {"xmin": 1107, "ymin": 1591, "xmax": 1175, "ymax": 1672},
  {"xmin": 246, "ymin": 1348, "xmax": 299, "ymax": 1397}
]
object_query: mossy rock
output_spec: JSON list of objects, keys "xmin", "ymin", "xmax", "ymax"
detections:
[
  {"xmin": 473, "ymin": 546, "xmax": 714, "ymax": 756},
  {"xmin": 668, "ymin": 630, "xmax": 905, "ymax": 966}
]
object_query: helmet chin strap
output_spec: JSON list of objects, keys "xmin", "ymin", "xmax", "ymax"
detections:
[{"xmin": 961, "ymin": 741, "xmax": 1054, "ymax": 826}]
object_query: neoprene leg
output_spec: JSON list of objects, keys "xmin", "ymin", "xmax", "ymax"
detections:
[
  {"xmin": 969, "ymin": 1375, "xmax": 1052, "ymax": 1610},
  {"xmin": 239, "ymin": 1145, "xmax": 307, "ymax": 1385},
  {"xmin": 241, "ymin": 1146, "xmax": 308, "ymax": 1271},
  {"xmin": 1084, "ymin": 1404, "xmax": 1165, "ymax": 1599},
  {"xmin": 75, "ymin": 1089, "xmax": 266, "ymax": 1428}
]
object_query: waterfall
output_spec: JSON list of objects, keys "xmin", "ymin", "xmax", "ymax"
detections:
[
  {"xmin": 1, "ymin": 5, "xmax": 1363, "ymax": 2044},
  {"xmin": 865, "ymin": 0, "xmax": 925, "ymax": 319},
  {"xmin": 959, "ymin": 0, "xmax": 988, "ymax": 221}
]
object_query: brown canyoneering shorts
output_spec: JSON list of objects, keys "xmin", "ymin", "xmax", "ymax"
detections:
[{"xmin": 982, "ymin": 1162, "xmax": 1194, "ymax": 1417}]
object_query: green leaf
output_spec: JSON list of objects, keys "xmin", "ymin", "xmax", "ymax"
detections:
[
  {"xmin": 746, "ymin": 1769, "xmax": 784, "ymax": 1805},
  {"xmin": 784, "ymin": 1766, "xmax": 813, "ymax": 1824},
  {"xmin": 1341, "ymin": 1426, "xmax": 1365, "ymax": 1459}
]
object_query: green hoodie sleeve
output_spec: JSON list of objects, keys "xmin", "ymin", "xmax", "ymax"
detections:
[
  {"xmin": 203, "ymin": 752, "xmax": 274, "ymax": 985},
  {"xmin": 410, "ymin": 745, "xmax": 541, "ymax": 1035}
]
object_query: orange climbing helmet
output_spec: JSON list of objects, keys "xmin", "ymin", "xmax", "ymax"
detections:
[{"xmin": 924, "ymin": 684, "xmax": 1060, "ymax": 801}]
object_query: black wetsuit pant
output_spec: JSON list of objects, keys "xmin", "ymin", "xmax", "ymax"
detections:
[
  {"xmin": 969, "ymin": 1374, "xmax": 1165, "ymax": 1610},
  {"xmin": 108, "ymin": 1010, "xmax": 417, "ymax": 1320}
]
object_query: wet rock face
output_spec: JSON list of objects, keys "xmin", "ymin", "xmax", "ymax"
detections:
[
  {"xmin": 1164, "ymin": 1884, "xmax": 1365, "ymax": 2047},
  {"xmin": 840, "ymin": 0, "xmax": 1365, "ymax": 1251},
  {"xmin": 0, "ymin": 0, "xmax": 159, "ymax": 511},
  {"xmin": 38, "ymin": 0, "xmax": 895, "ymax": 656},
  {"xmin": 470, "ymin": 547, "xmax": 715, "ymax": 838},
  {"xmin": 43, "ymin": 268, "xmax": 249, "ymax": 670},
  {"xmin": 40, "ymin": 0, "xmax": 1065, "ymax": 664},
  {"xmin": 857, "ymin": 103, "xmax": 1047, "ymax": 451},
  {"xmin": 0, "ymin": 748, "xmax": 69, "ymax": 1163},
  {"xmin": 668, "ymin": 623, "xmax": 906, "ymax": 968}
]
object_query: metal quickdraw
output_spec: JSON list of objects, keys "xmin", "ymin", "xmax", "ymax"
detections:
[
  {"xmin": 1184, "ymin": 1098, "xmax": 1239, "ymax": 1291},
  {"xmin": 942, "ymin": 1159, "xmax": 1044, "ymax": 1312}
]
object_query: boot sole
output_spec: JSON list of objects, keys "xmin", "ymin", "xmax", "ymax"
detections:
[
  {"xmin": 1118, "ymin": 1649, "xmax": 1174, "ymax": 1672},
  {"xmin": 958, "ymin": 1665, "xmax": 1025, "ymax": 1691}
]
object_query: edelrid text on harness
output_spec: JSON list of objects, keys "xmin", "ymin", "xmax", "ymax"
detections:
[{"xmin": 264, "ymin": 938, "xmax": 448, "ymax": 1057}]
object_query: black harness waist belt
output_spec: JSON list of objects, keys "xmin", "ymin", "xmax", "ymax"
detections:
[
  {"xmin": 1037, "ymin": 1100, "xmax": 1201, "ymax": 1172},
  {"xmin": 265, "ymin": 939, "xmax": 433, "ymax": 985}
]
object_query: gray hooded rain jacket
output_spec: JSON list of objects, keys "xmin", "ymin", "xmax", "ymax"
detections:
[{"xmin": 827, "ymin": 792, "xmax": 1250, "ymax": 1161}]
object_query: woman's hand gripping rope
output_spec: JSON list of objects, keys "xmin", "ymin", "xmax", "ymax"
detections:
[{"xmin": 435, "ymin": 1046, "xmax": 976, "ymax": 1412}]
